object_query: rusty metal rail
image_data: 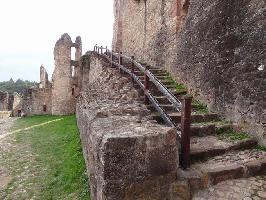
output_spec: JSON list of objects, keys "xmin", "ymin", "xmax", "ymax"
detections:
[{"xmin": 94, "ymin": 45, "xmax": 192, "ymax": 169}]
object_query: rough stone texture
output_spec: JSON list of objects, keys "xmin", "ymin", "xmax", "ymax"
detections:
[
  {"xmin": 0, "ymin": 91, "xmax": 10, "ymax": 111},
  {"xmin": 77, "ymin": 53, "xmax": 180, "ymax": 200},
  {"xmin": 22, "ymin": 33, "xmax": 82, "ymax": 116},
  {"xmin": 39, "ymin": 65, "xmax": 50, "ymax": 89},
  {"xmin": 0, "ymin": 111, "xmax": 12, "ymax": 119},
  {"xmin": 113, "ymin": 0, "xmax": 182, "ymax": 72},
  {"xmin": 12, "ymin": 93, "xmax": 23, "ymax": 117},
  {"xmin": 23, "ymin": 88, "xmax": 52, "ymax": 116},
  {"xmin": 113, "ymin": 0, "xmax": 266, "ymax": 145},
  {"xmin": 173, "ymin": 0, "xmax": 266, "ymax": 145},
  {"xmin": 192, "ymin": 149, "xmax": 266, "ymax": 186},
  {"xmin": 193, "ymin": 175, "xmax": 266, "ymax": 200},
  {"xmin": 52, "ymin": 33, "xmax": 76, "ymax": 115}
]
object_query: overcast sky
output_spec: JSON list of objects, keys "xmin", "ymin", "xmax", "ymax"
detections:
[{"xmin": 0, "ymin": 0, "xmax": 114, "ymax": 82}]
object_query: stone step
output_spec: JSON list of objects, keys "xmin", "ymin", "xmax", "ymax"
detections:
[
  {"xmin": 139, "ymin": 75, "xmax": 167, "ymax": 80},
  {"xmin": 191, "ymin": 122, "xmax": 232, "ymax": 137},
  {"xmin": 151, "ymin": 112, "xmax": 220, "ymax": 123},
  {"xmin": 149, "ymin": 68, "xmax": 166, "ymax": 73},
  {"xmin": 177, "ymin": 149, "xmax": 266, "ymax": 196},
  {"xmin": 139, "ymin": 76, "xmax": 174, "ymax": 85},
  {"xmin": 190, "ymin": 136, "xmax": 257, "ymax": 162},
  {"xmin": 150, "ymin": 87, "xmax": 187, "ymax": 97},
  {"xmin": 147, "ymin": 104, "xmax": 175, "ymax": 112},
  {"xmin": 189, "ymin": 149, "xmax": 266, "ymax": 187},
  {"xmin": 134, "ymin": 70, "xmax": 168, "ymax": 76}
]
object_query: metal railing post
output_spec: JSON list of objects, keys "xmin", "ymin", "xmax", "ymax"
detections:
[
  {"xmin": 100, "ymin": 46, "xmax": 103, "ymax": 54},
  {"xmin": 119, "ymin": 52, "xmax": 122, "ymax": 73},
  {"xmin": 105, "ymin": 46, "xmax": 108, "ymax": 54},
  {"xmin": 144, "ymin": 67, "xmax": 149, "ymax": 105},
  {"xmin": 180, "ymin": 95, "xmax": 192, "ymax": 169},
  {"xmin": 131, "ymin": 56, "xmax": 135, "ymax": 83},
  {"xmin": 111, "ymin": 51, "xmax": 113, "ymax": 67},
  {"xmin": 97, "ymin": 46, "xmax": 100, "ymax": 54}
]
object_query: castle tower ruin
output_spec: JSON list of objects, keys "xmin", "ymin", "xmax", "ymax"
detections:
[
  {"xmin": 51, "ymin": 33, "xmax": 82, "ymax": 115},
  {"xmin": 39, "ymin": 65, "xmax": 49, "ymax": 89}
]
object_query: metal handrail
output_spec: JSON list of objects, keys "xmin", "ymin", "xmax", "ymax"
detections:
[
  {"xmin": 93, "ymin": 45, "xmax": 192, "ymax": 169},
  {"xmin": 105, "ymin": 49, "xmax": 183, "ymax": 112}
]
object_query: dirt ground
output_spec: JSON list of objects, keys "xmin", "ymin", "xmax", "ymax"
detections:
[{"xmin": 0, "ymin": 118, "xmax": 16, "ymax": 191}]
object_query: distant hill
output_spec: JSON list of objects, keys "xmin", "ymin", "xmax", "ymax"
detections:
[{"xmin": 0, "ymin": 79, "xmax": 37, "ymax": 94}]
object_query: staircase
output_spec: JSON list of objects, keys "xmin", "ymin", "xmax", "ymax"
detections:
[{"xmin": 93, "ymin": 46, "xmax": 266, "ymax": 198}]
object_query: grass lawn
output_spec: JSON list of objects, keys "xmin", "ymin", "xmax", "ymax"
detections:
[{"xmin": 0, "ymin": 115, "xmax": 90, "ymax": 200}]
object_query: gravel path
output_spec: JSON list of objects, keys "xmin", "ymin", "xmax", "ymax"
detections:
[{"xmin": 0, "ymin": 118, "xmax": 16, "ymax": 191}]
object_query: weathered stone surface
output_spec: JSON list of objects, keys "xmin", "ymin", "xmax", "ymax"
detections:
[
  {"xmin": 193, "ymin": 175, "xmax": 266, "ymax": 200},
  {"xmin": 23, "ymin": 88, "xmax": 52, "ymax": 116},
  {"xmin": 0, "ymin": 91, "xmax": 10, "ymax": 111},
  {"xmin": 192, "ymin": 149, "xmax": 266, "ymax": 186},
  {"xmin": 113, "ymin": 0, "xmax": 266, "ymax": 145},
  {"xmin": 22, "ymin": 33, "xmax": 82, "ymax": 116},
  {"xmin": 52, "ymin": 33, "xmax": 76, "ymax": 115},
  {"xmin": 39, "ymin": 65, "xmax": 50, "ymax": 89},
  {"xmin": 77, "ymin": 53, "xmax": 179, "ymax": 200}
]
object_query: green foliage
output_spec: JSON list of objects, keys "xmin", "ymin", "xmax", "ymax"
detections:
[
  {"xmin": 192, "ymin": 100, "xmax": 209, "ymax": 114},
  {"xmin": 8, "ymin": 115, "xmax": 90, "ymax": 199},
  {"xmin": 0, "ymin": 79, "xmax": 37, "ymax": 94},
  {"xmin": 216, "ymin": 127, "xmax": 250, "ymax": 141},
  {"xmin": 256, "ymin": 145, "xmax": 266, "ymax": 152}
]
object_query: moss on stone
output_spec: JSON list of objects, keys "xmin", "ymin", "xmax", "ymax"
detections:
[
  {"xmin": 216, "ymin": 127, "xmax": 250, "ymax": 141},
  {"xmin": 192, "ymin": 100, "xmax": 209, "ymax": 114},
  {"xmin": 164, "ymin": 73, "xmax": 186, "ymax": 93}
]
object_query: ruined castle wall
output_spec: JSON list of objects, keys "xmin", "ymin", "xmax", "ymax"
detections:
[
  {"xmin": 39, "ymin": 65, "xmax": 50, "ymax": 89},
  {"xmin": 113, "ymin": 0, "xmax": 266, "ymax": 144},
  {"xmin": 12, "ymin": 93, "xmax": 23, "ymax": 117},
  {"xmin": 52, "ymin": 34, "xmax": 76, "ymax": 115},
  {"xmin": 0, "ymin": 91, "xmax": 10, "ymax": 111},
  {"xmin": 23, "ymin": 88, "xmax": 52, "ymax": 116},
  {"xmin": 113, "ymin": 0, "xmax": 183, "ymax": 71},
  {"xmin": 173, "ymin": 0, "xmax": 266, "ymax": 144},
  {"xmin": 77, "ymin": 53, "xmax": 180, "ymax": 200}
]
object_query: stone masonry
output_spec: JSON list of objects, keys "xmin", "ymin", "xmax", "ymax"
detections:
[
  {"xmin": 0, "ymin": 91, "xmax": 10, "ymax": 111},
  {"xmin": 22, "ymin": 33, "xmax": 82, "ymax": 116},
  {"xmin": 76, "ymin": 53, "xmax": 181, "ymax": 200},
  {"xmin": 112, "ymin": 0, "xmax": 266, "ymax": 145}
]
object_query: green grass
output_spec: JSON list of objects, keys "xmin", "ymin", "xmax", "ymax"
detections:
[
  {"xmin": 3, "ymin": 115, "xmax": 90, "ymax": 200},
  {"xmin": 216, "ymin": 127, "xmax": 250, "ymax": 141}
]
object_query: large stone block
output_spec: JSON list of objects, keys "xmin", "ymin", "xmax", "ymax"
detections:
[{"xmin": 77, "ymin": 54, "xmax": 179, "ymax": 200}]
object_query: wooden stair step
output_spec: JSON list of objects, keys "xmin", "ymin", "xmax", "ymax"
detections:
[{"xmin": 190, "ymin": 136, "xmax": 257, "ymax": 162}]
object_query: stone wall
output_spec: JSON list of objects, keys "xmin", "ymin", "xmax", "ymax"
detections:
[
  {"xmin": 52, "ymin": 33, "xmax": 82, "ymax": 115},
  {"xmin": 0, "ymin": 91, "xmax": 10, "ymax": 111},
  {"xmin": 113, "ymin": 0, "xmax": 266, "ymax": 145},
  {"xmin": 77, "ymin": 53, "xmax": 180, "ymax": 200},
  {"xmin": 0, "ymin": 111, "xmax": 12, "ymax": 119},
  {"xmin": 39, "ymin": 65, "xmax": 50, "ymax": 89},
  {"xmin": 12, "ymin": 93, "xmax": 23, "ymax": 117},
  {"xmin": 23, "ymin": 88, "xmax": 52, "ymax": 116},
  {"xmin": 173, "ymin": 0, "xmax": 266, "ymax": 145}
]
